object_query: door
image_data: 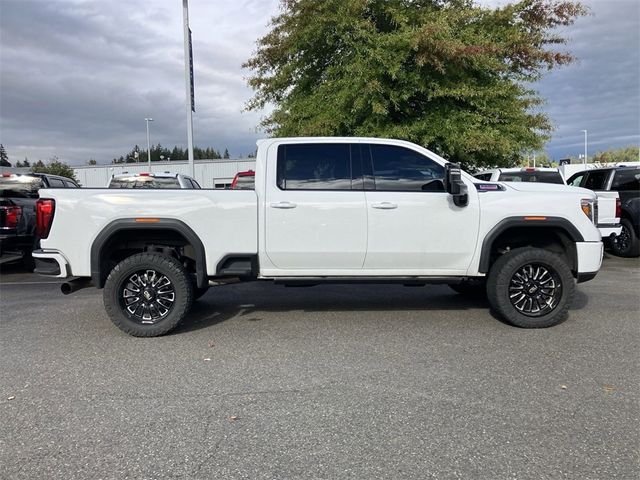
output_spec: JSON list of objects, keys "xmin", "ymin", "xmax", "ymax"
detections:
[
  {"xmin": 362, "ymin": 143, "xmax": 480, "ymax": 274},
  {"xmin": 264, "ymin": 143, "xmax": 367, "ymax": 270}
]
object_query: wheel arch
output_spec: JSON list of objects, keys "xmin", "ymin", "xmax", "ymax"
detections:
[
  {"xmin": 90, "ymin": 218, "xmax": 207, "ymax": 289},
  {"xmin": 478, "ymin": 217, "xmax": 584, "ymax": 274}
]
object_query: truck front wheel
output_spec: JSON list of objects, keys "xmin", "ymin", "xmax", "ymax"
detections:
[
  {"xmin": 104, "ymin": 253, "xmax": 194, "ymax": 337},
  {"xmin": 486, "ymin": 247, "xmax": 575, "ymax": 328}
]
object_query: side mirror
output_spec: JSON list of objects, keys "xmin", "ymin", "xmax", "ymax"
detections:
[{"xmin": 444, "ymin": 163, "xmax": 468, "ymax": 207}]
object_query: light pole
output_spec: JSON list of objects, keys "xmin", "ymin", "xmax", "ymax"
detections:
[
  {"xmin": 581, "ymin": 129, "xmax": 588, "ymax": 166},
  {"xmin": 145, "ymin": 117, "xmax": 154, "ymax": 168},
  {"xmin": 182, "ymin": 0, "xmax": 195, "ymax": 177}
]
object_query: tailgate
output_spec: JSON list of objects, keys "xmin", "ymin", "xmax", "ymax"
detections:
[{"xmin": 595, "ymin": 190, "xmax": 620, "ymax": 226}]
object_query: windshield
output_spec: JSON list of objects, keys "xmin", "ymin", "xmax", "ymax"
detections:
[
  {"xmin": 109, "ymin": 177, "xmax": 181, "ymax": 189},
  {"xmin": 0, "ymin": 176, "xmax": 44, "ymax": 198},
  {"xmin": 498, "ymin": 171, "xmax": 565, "ymax": 184}
]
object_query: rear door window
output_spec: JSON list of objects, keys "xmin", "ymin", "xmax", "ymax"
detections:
[
  {"xmin": 47, "ymin": 178, "xmax": 65, "ymax": 188},
  {"xmin": 611, "ymin": 169, "xmax": 640, "ymax": 191},
  {"xmin": 366, "ymin": 144, "xmax": 444, "ymax": 192},
  {"xmin": 277, "ymin": 144, "xmax": 353, "ymax": 190}
]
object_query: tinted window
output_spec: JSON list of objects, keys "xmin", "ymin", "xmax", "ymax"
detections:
[
  {"xmin": 63, "ymin": 180, "xmax": 78, "ymax": 188},
  {"xmin": 474, "ymin": 173, "xmax": 492, "ymax": 181},
  {"xmin": 47, "ymin": 178, "xmax": 65, "ymax": 188},
  {"xmin": 498, "ymin": 171, "xmax": 564, "ymax": 184},
  {"xmin": 611, "ymin": 169, "xmax": 640, "ymax": 191},
  {"xmin": 368, "ymin": 144, "xmax": 444, "ymax": 191},
  {"xmin": 109, "ymin": 177, "xmax": 181, "ymax": 189},
  {"xmin": 278, "ymin": 144, "xmax": 352, "ymax": 190},
  {"xmin": 583, "ymin": 170, "xmax": 610, "ymax": 190},
  {"xmin": 190, "ymin": 179, "xmax": 201, "ymax": 189}
]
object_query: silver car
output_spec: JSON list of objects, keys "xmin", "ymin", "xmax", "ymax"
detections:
[{"xmin": 108, "ymin": 172, "xmax": 201, "ymax": 189}]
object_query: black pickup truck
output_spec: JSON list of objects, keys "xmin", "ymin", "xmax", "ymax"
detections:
[
  {"xmin": 0, "ymin": 172, "xmax": 79, "ymax": 268},
  {"xmin": 567, "ymin": 166, "xmax": 640, "ymax": 257}
]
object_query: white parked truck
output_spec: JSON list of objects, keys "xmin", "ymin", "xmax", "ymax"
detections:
[{"xmin": 33, "ymin": 138, "xmax": 604, "ymax": 336}]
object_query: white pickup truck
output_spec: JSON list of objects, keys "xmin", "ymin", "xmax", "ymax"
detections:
[{"xmin": 33, "ymin": 138, "xmax": 604, "ymax": 336}]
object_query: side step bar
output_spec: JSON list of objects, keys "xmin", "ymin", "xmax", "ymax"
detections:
[{"xmin": 272, "ymin": 276, "xmax": 468, "ymax": 287}]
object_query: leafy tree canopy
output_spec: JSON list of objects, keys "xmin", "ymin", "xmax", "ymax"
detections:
[
  {"xmin": 591, "ymin": 145, "xmax": 639, "ymax": 164},
  {"xmin": 244, "ymin": 0, "xmax": 587, "ymax": 169}
]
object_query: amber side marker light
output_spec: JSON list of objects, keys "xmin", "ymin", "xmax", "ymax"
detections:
[
  {"xmin": 524, "ymin": 216, "xmax": 547, "ymax": 221},
  {"xmin": 135, "ymin": 218, "xmax": 160, "ymax": 223}
]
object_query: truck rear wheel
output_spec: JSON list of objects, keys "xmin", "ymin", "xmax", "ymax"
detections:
[
  {"xmin": 486, "ymin": 247, "xmax": 575, "ymax": 328},
  {"xmin": 610, "ymin": 218, "xmax": 640, "ymax": 257},
  {"xmin": 104, "ymin": 253, "xmax": 193, "ymax": 337}
]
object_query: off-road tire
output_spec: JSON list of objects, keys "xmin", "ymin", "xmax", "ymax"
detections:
[
  {"xmin": 610, "ymin": 218, "xmax": 640, "ymax": 258},
  {"xmin": 487, "ymin": 247, "xmax": 575, "ymax": 328},
  {"xmin": 104, "ymin": 253, "xmax": 193, "ymax": 337}
]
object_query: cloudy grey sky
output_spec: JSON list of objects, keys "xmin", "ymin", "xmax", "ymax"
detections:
[{"xmin": 0, "ymin": 0, "xmax": 638, "ymax": 165}]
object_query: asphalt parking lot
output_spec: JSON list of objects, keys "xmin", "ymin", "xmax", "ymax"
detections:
[{"xmin": 1, "ymin": 254, "xmax": 638, "ymax": 480}]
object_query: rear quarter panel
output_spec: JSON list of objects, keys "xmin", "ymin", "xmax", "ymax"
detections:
[{"xmin": 39, "ymin": 189, "xmax": 258, "ymax": 277}]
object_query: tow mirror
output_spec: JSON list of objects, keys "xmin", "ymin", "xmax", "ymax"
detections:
[{"xmin": 445, "ymin": 163, "xmax": 468, "ymax": 207}]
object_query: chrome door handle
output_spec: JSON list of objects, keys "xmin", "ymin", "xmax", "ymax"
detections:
[
  {"xmin": 270, "ymin": 201, "xmax": 297, "ymax": 209},
  {"xmin": 371, "ymin": 202, "xmax": 398, "ymax": 210}
]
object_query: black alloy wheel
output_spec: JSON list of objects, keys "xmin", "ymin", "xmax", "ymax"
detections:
[
  {"xmin": 119, "ymin": 269, "xmax": 176, "ymax": 324},
  {"xmin": 487, "ymin": 247, "xmax": 574, "ymax": 328},
  {"xmin": 610, "ymin": 219, "xmax": 639, "ymax": 257},
  {"xmin": 508, "ymin": 263, "xmax": 562, "ymax": 317},
  {"xmin": 104, "ymin": 253, "xmax": 193, "ymax": 337}
]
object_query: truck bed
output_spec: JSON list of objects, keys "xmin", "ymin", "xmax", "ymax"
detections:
[{"xmin": 39, "ymin": 188, "xmax": 259, "ymax": 277}]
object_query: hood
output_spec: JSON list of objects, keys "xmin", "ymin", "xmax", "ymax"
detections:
[{"xmin": 503, "ymin": 182, "xmax": 595, "ymax": 197}]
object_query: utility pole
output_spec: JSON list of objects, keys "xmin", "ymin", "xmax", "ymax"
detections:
[
  {"xmin": 145, "ymin": 118, "xmax": 153, "ymax": 168},
  {"xmin": 182, "ymin": 0, "xmax": 195, "ymax": 177},
  {"xmin": 581, "ymin": 130, "xmax": 588, "ymax": 166}
]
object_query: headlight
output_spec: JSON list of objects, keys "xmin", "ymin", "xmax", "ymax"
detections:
[{"xmin": 580, "ymin": 198, "xmax": 596, "ymax": 224}]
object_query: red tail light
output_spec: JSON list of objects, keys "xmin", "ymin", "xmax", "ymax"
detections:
[
  {"xmin": 0, "ymin": 205, "xmax": 22, "ymax": 229},
  {"xmin": 36, "ymin": 199, "xmax": 55, "ymax": 239},
  {"xmin": 615, "ymin": 198, "xmax": 621, "ymax": 219}
]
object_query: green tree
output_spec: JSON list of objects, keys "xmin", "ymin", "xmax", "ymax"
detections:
[
  {"xmin": 244, "ymin": 0, "xmax": 587, "ymax": 169},
  {"xmin": 31, "ymin": 157, "xmax": 79, "ymax": 182},
  {"xmin": 592, "ymin": 145, "xmax": 639, "ymax": 164},
  {"xmin": 88, "ymin": 159, "xmax": 97, "ymax": 165},
  {"xmin": 0, "ymin": 144, "xmax": 11, "ymax": 167},
  {"xmin": 23, "ymin": 157, "xmax": 30, "ymax": 167},
  {"xmin": 223, "ymin": 148, "xmax": 230, "ymax": 159}
]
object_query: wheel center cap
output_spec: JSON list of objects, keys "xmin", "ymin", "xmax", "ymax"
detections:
[
  {"xmin": 143, "ymin": 289, "xmax": 154, "ymax": 301},
  {"xmin": 528, "ymin": 285, "xmax": 538, "ymax": 294}
]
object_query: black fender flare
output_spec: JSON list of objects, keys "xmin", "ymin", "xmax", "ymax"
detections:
[
  {"xmin": 90, "ymin": 218, "xmax": 207, "ymax": 288},
  {"xmin": 478, "ymin": 216, "xmax": 584, "ymax": 273}
]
